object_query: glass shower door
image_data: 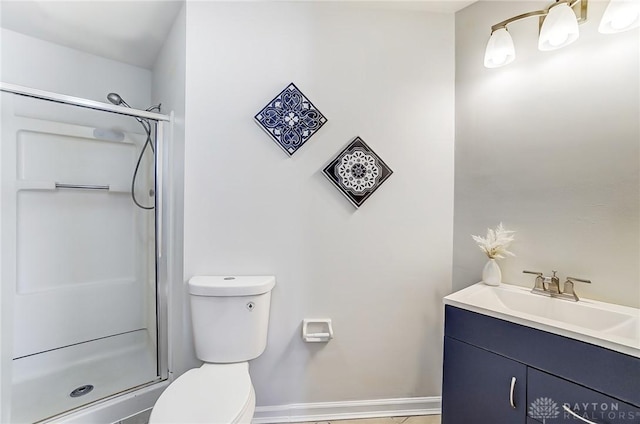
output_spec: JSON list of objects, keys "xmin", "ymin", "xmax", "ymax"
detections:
[{"xmin": 1, "ymin": 91, "xmax": 162, "ymax": 423}]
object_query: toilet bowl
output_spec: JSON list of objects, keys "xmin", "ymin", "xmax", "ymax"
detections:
[
  {"xmin": 148, "ymin": 276, "xmax": 275, "ymax": 424},
  {"xmin": 149, "ymin": 363, "xmax": 255, "ymax": 423}
]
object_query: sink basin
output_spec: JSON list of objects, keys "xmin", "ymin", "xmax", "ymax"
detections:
[{"xmin": 444, "ymin": 282, "xmax": 640, "ymax": 357}]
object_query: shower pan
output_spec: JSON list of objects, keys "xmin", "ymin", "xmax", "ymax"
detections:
[{"xmin": 0, "ymin": 83, "xmax": 170, "ymax": 423}]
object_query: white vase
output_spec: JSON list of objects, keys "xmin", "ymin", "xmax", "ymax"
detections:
[{"xmin": 482, "ymin": 259, "xmax": 502, "ymax": 286}]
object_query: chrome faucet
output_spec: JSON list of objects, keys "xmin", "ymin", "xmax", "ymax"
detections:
[{"xmin": 523, "ymin": 270, "xmax": 591, "ymax": 302}]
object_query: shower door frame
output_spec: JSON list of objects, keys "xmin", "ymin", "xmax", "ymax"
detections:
[{"xmin": 0, "ymin": 82, "xmax": 171, "ymax": 422}]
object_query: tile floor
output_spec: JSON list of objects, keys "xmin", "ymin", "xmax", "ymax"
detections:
[
  {"xmin": 118, "ymin": 411, "xmax": 442, "ymax": 424},
  {"xmin": 295, "ymin": 416, "xmax": 441, "ymax": 424}
]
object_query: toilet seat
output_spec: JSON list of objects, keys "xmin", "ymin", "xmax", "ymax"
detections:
[{"xmin": 149, "ymin": 362, "xmax": 255, "ymax": 424}]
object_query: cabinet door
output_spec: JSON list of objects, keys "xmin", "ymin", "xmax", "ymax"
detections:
[
  {"xmin": 528, "ymin": 368, "xmax": 640, "ymax": 424},
  {"xmin": 442, "ymin": 336, "xmax": 527, "ymax": 424}
]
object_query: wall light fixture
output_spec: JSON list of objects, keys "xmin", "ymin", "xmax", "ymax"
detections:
[
  {"xmin": 484, "ymin": 0, "xmax": 639, "ymax": 69},
  {"xmin": 598, "ymin": 0, "xmax": 640, "ymax": 34}
]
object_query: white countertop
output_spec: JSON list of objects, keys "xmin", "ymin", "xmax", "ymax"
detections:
[{"xmin": 444, "ymin": 282, "xmax": 640, "ymax": 358}]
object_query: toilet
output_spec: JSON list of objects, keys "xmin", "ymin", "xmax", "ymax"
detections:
[{"xmin": 149, "ymin": 275, "xmax": 276, "ymax": 424}]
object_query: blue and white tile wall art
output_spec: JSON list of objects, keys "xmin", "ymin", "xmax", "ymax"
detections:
[
  {"xmin": 323, "ymin": 137, "xmax": 393, "ymax": 208},
  {"xmin": 255, "ymin": 83, "xmax": 328, "ymax": 156}
]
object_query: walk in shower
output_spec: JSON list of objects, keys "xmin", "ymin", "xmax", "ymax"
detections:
[{"xmin": 0, "ymin": 83, "xmax": 169, "ymax": 423}]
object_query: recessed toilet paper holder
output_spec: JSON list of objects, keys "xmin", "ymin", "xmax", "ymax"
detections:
[{"xmin": 302, "ymin": 319, "xmax": 333, "ymax": 342}]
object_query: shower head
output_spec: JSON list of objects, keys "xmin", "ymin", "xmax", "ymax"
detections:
[
  {"xmin": 107, "ymin": 92, "xmax": 144, "ymax": 125},
  {"xmin": 106, "ymin": 92, "xmax": 160, "ymax": 131},
  {"xmin": 107, "ymin": 92, "xmax": 131, "ymax": 108}
]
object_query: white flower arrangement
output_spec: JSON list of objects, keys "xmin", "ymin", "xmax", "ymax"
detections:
[{"xmin": 472, "ymin": 223, "xmax": 515, "ymax": 260}]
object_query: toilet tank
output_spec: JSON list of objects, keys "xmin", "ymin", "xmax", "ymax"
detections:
[{"xmin": 188, "ymin": 276, "xmax": 275, "ymax": 363}]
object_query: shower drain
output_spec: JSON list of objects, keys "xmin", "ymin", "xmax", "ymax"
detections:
[{"xmin": 70, "ymin": 384, "xmax": 94, "ymax": 398}]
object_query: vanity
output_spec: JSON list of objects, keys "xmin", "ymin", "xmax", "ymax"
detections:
[{"xmin": 442, "ymin": 282, "xmax": 640, "ymax": 424}]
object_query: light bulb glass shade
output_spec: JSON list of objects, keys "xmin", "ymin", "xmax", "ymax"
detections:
[
  {"xmin": 538, "ymin": 2, "xmax": 580, "ymax": 51},
  {"xmin": 484, "ymin": 28, "xmax": 516, "ymax": 68},
  {"xmin": 599, "ymin": 0, "xmax": 640, "ymax": 33}
]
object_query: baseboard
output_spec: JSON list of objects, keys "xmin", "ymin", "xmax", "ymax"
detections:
[{"xmin": 252, "ymin": 396, "xmax": 441, "ymax": 423}]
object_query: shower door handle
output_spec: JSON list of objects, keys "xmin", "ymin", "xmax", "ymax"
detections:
[{"xmin": 156, "ymin": 120, "xmax": 164, "ymax": 259}]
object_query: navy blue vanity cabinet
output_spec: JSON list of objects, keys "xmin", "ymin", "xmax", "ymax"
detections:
[
  {"xmin": 528, "ymin": 368, "xmax": 640, "ymax": 423},
  {"xmin": 442, "ymin": 305, "xmax": 640, "ymax": 424},
  {"xmin": 442, "ymin": 337, "xmax": 527, "ymax": 423}
]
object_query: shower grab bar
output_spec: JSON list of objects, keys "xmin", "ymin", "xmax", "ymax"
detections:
[{"xmin": 55, "ymin": 183, "xmax": 110, "ymax": 190}]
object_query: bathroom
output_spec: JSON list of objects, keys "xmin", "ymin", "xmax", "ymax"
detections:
[{"xmin": 0, "ymin": 0, "xmax": 637, "ymax": 423}]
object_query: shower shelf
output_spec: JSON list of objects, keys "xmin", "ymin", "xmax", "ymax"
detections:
[{"xmin": 16, "ymin": 181, "xmax": 130, "ymax": 193}]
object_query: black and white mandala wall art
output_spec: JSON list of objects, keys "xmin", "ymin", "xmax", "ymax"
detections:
[
  {"xmin": 254, "ymin": 83, "xmax": 328, "ymax": 156},
  {"xmin": 323, "ymin": 137, "xmax": 393, "ymax": 208}
]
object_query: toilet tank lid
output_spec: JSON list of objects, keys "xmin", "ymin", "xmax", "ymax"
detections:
[{"xmin": 189, "ymin": 275, "xmax": 276, "ymax": 296}]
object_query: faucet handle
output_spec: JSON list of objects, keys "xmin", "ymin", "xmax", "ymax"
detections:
[
  {"xmin": 563, "ymin": 277, "xmax": 591, "ymax": 301},
  {"xmin": 566, "ymin": 276, "xmax": 591, "ymax": 284},
  {"xmin": 523, "ymin": 270, "xmax": 545, "ymax": 292}
]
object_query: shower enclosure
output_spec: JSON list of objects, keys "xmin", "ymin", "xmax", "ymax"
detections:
[{"xmin": 0, "ymin": 83, "xmax": 169, "ymax": 423}]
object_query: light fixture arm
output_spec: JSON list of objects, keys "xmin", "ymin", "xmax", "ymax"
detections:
[
  {"xmin": 491, "ymin": 9, "xmax": 547, "ymax": 32},
  {"xmin": 484, "ymin": 0, "xmax": 639, "ymax": 69},
  {"xmin": 490, "ymin": 0, "xmax": 582, "ymax": 33}
]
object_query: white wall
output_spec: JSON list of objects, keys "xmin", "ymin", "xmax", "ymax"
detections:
[
  {"xmin": 453, "ymin": 2, "xmax": 639, "ymax": 306},
  {"xmin": 184, "ymin": 2, "xmax": 454, "ymax": 406},
  {"xmin": 0, "ymin": 28, "xmax": 151, "ymax": 106}
]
